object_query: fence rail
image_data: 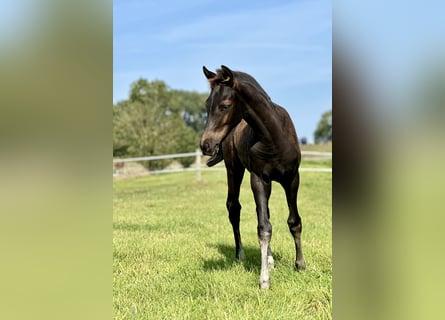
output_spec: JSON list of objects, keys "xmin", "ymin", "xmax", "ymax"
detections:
[
  {"xmin": 113, "ymin": 150, "xmax": 332, "ymax": 179},
  {"xmin": 112, "ymin": 150, "xmax": 332, "ymax": 164},
  {"xmin": 113, "ymin": 152, "xmax": 200, "ymax": 163}
]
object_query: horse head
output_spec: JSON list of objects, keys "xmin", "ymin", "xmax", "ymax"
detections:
[{"xmin": 200, "ymin": 65, "xmax": 244, "ymax": 166}]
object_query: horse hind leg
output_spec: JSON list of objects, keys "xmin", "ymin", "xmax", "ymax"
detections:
[
  {"xmin": 251, "ymin": 173, "xmax": 273, "ymax": 289},
  {"xmin": 289, "ymin": 219, "xmax": 306, "ymax": 271},
  {"xmin": 265, "ymin": 208, "xmax": 274, "ymax": 269},
  {"xmin": 285, "ymin": 173, "xmax": 306, "ymax": 271}
]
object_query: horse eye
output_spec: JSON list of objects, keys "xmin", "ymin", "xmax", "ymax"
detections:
[{"xmin": 220, "ymin": 104, "xmax": 231, "ymax": 111}]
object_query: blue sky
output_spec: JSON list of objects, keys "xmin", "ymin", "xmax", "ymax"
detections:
[{"xmin": 114, "ymin": 0, "xmax": 332, "ymax": 142}]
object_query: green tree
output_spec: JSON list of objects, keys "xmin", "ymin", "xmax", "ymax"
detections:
[
  {"xmin": 113, "ymin": 78, "xmax": 201, "ymax": 169},
  {"xmin": 314, "ymin": 110, "xmax": 332, "ymax": 143},
  {"xmin": 169, "ymin": 90, "xmax": 208, "ymax": 135}
]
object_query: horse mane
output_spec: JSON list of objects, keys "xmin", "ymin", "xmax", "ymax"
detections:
[{"xmin": 210, "ymin": 68, "xmax": 271, "ymax": 102}]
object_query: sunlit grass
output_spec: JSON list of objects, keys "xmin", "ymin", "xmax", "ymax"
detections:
[
  {"xmin": 301, "ymin": 143, "xmax": 332, "ymax": 152},
  {"xmin": 114, "ymin": 169, "xmax": 331, "ymax": 319}
]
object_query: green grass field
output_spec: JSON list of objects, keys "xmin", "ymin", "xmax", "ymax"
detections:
[
  {"xmin": 301, "ymin": 143, "xmax": 332, "ymax": 153},
  {"xmin": 113, "ymin": 167, "xmax": 331, "ymax": 319}
]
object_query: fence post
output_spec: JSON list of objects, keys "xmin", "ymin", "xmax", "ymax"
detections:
[{"xmin": 196, "ymin": 149, "xmax": 201, "ymax": 181}]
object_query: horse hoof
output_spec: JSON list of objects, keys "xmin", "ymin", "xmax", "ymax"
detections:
[
  {"xmin": 236, "ymin": 248, "xmax": 246, "ymax": 262},
  {"xmin": 295, "ymin": 259, "xmax": 306, "ymax": 271},
  {"xmin": 259, "ymin": 280, "xmax": 270, "ymax": 289}
]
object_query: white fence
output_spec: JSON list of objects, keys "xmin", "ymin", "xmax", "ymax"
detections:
[{"xmin": 113, "ymin": 149, "xmax": 332, "ymax": 179}]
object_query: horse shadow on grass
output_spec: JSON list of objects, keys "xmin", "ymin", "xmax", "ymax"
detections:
[{"xmin": 202, "ymin": 243, "xmax": 283, "ymax": 273}]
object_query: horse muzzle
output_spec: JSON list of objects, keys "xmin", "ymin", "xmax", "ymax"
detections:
[{"xmin": 200, "ymin": 140, "xmax": 223, "ymax": 167}]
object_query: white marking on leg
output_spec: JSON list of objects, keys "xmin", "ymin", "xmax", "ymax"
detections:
[
  {"xmin": 238, "ymin": 247, "xmax": 245, "ymax": 261},
  {"xmin": 259, "ymin": 239, "xmax": 270, "ymax": 289},
  {"xmin": 267, "ymin": 255, "xmax": 275, "ymax": 269},
  {"xmin": 267, "ymin": 246, "xmax": 275, "ymax": 269}
]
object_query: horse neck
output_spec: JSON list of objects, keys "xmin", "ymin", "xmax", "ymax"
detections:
[{"xmin": 237, "ymin": 84, "xmax": 282, "ymax": 142}]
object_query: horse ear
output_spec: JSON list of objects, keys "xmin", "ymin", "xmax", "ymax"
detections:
[
  {"xmin": 203, "ymin": 66, "xmax": 216, "ymax": 79},
  {"xmin": 220, "ymin": 65, "xmax": 234, "ymax": 86}
]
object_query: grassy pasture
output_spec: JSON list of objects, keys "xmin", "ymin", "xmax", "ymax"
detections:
[
  {"xmin": 113, "ymin": 167, "xmax": 331, "ymax": 319},
  {"xmin": 301, "ymin": 143, "xmax": 332, "ymax": 152}
]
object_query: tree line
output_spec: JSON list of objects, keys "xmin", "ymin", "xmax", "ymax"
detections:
[
  {"xmin": 113, "ymin": 78, "xmax": 207, "ymax": 169},
  {"xmin": 113, "ymin": 78, "xmax": 332, "ymax": 170}
]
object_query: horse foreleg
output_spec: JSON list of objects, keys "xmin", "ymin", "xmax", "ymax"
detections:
[
  {"xmin": 227, "ymin": 197, "xmax": 245, "ymax": 262},
  {"xmin": 226, "ymin": 164, "xmax": 245, "ymax": 262},
  {"xmin": 251, "ymin": 173, "xmax": 272, "ymax": 289}
]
